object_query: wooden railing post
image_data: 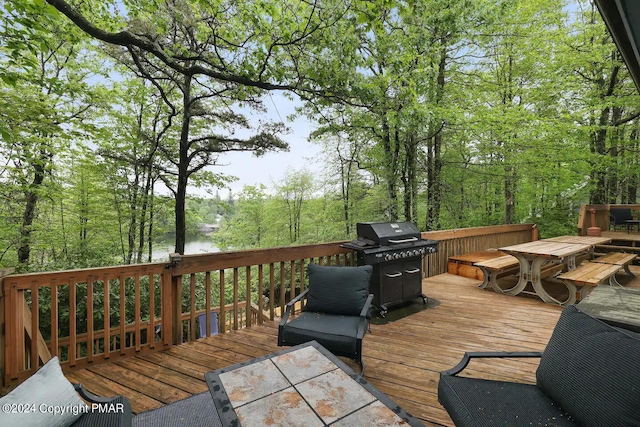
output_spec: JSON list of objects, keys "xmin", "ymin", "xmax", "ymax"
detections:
[
  {"xmin": 1, "ymin": 268, "xmax": 15, "ymax": 386},
  {"xmin": 160, "ymin": 256, "xmax": 175, "ymax": 348},
  {"xmin": 168, "ymin": 254, "xmax": 183, "ymax": 345}
]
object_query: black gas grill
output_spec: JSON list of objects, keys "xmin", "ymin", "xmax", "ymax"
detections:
[{"xmin": 343, "ymin": 221, "xmax": 438, "ymax": 316}]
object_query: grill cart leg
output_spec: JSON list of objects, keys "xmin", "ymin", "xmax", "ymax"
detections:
[{"xmin": 379, "ymin": 304, "xmax": 388, "ymax": 317}]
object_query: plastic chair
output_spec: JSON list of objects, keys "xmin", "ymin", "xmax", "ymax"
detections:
[{"xmin": 197, "ymin": 312, "xmax": 219, "ymax": 338}]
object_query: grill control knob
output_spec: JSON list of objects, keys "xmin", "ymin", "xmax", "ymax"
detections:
[
  {"xmin": 384, "ymin": 254, "xmax": 393, "ymax": 261},
  {"xmin": 419, "ymin": 248, "xmax": 426, "ymax": 255},
  {"xmin": 393, "ymin": 253, "xmax": 401, "ymax": 260},
  {"xmin": 412, "ymin": 250, "xmax": 419, "ymax": 256},
  {"xmin": 401, "ymin": 251, "xmax": 408, "ymax": 258}
]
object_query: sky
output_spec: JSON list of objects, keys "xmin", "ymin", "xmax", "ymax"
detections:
[{"xmin": 200, "ymin": 93, "xmax": 325, "ymax": 199}]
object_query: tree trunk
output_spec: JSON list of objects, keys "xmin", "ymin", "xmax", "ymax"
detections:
[
  {"xmin": 137, "ymin": 170, "xmax": 153, "ymax": 263},
  {"xmin": 340, "ymin": 155, "xmax": 351, "ymax": 236},
  {"xmin": 590, "ymin": 106, "xmax": 611, "ymax": 204},
  {"xmin": 425, "ymin": 40, "xmax": 447, "ymax": 231},
  {"xmin": 504, "ymin": 165, "xmax": 516, "ymax": 224},
  {"xmin": 382, "ymin": 115, "xmax": 399, "ymax": 220},
  {"xmin": 147, "ymin": 180, "xmax": 155, "ymax": 263},
  {"xmin": 590, "ymin": 62, "xmax": 619, "ymax": 204},
  {"xmin": 17, "ymin": 150, "xmax": 48, "ymax": 265},
  {"xmin": 607, "ymin": 106, "xmax": 623, "ymax": 203},
  {"xmin": 175, "ymin": 75, "xmax": 192, "ymax": 255}
]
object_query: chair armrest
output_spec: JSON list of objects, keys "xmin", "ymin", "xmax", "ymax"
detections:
[
  {"xmin": 441, "ymin": 351, "xmax": 543, "ymax": 376},
  {"xmin": 72, "ymin": 384, "xmax": 132, "ymax": 427},
  {"xmin": 74, "ymin": 383, "xmax": 119, "ymax": 404},
  {"xmin": 279, "ymin": 289, "xmax": 309, "ymax": 327},
  {"xmin": 359, "ymin": 294, "xmax": 374, "ymax": 318}
]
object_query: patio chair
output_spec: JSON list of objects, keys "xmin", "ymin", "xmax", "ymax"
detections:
[
  {"xmin": 438, "ymin": 305, "xmax": 640, "ymax": 426},
  {"xmin": 609, "ymin": 208, "xmax": 633, "ymax": 230},
  {"xmin": 133, "ymin": 391, "xmax": 221, "ymax": 427},
  {"xmin": 277, "ymin": 264, "xmax": 373, "ymax": 376},
  {"xmin": 197, "ymin": 312, "xmax": 219, "ymax": 338}
]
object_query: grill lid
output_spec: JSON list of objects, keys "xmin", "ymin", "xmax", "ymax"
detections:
[{"xmin": 356, "ymin": 221, "xmax": 421, "ymax": 246}]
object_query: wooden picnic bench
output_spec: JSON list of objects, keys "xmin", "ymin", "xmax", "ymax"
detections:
[
  {"xmin": 474, "ymin": 255, "xmax": 520, "ymax": 292},
  {"xmin": 591, "ymin": 252, "xmax": 636, "ymax": 277},
  {"xmin": 557, "ymin": 261, "xmax": 623, "ymax": 303},
  {"xmin": 474, "ymin": 255, "xmax": 565, "ymax": 295}
]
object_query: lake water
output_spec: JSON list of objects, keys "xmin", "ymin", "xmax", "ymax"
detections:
[{"xmin": 151, "ymin": 238, "xmax": 219, "ymax": 261}]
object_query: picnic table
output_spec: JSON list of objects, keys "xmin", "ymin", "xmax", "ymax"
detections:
[
  {"xmin": 543, "ymin": 235, "xmax": 612, "ymax": 257},
  {"xmin": 499, "ymin": 240, "xmax": 592, "ymax": 305}
]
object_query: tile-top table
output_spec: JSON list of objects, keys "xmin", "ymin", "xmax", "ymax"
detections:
[
  {"xmin": 577, "ymin": 286, "xmax": 640, "ymax": 333},
  {"xmin": 205, "ymin": 341, "xmax": 424, "ymax": 427}
]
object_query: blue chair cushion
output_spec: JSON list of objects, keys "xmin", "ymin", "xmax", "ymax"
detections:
[
  {"xmin": 280, "ymin": 312, "xmax": 364, "ymax": 355},
  {"xmin": 536, "ymin": 305, "xmax": 640, "ymax": 427},
  {"xmin": 305, "ymin": 264, "xmax": 372, "ymax": 316}
]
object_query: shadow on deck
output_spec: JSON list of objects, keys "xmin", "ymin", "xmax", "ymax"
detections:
[{"xmin": 65, "ymin": 273, "xmax": 572, "ymax": 427}]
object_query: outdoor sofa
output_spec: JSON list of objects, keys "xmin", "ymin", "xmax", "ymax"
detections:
[
  {"xmin": 0, "ymin": 356, "xmax": 132, "ymax": 427},
  {"xmin": 438, "ymin": 305, "xmax": 640, "ymax": 426}
]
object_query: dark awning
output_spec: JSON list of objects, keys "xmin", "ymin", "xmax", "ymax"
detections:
[{"xmin": 594, "ymin": 0, "xmax": 640, "ymax": 92}]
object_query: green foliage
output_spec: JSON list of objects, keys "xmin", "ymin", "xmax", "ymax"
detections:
[{"xmin": 1, "ymin": 0, "xmax": 640, "ymax": 273}]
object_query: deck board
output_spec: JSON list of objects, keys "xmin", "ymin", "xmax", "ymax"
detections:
[{"xmin": 65, "ymin": 272, "xmax": 570, "ymax": 426}]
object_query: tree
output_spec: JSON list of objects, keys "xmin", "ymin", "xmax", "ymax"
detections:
[{"xmin": 0, "ymin": 8, "xmax": 106, "ymax": 267}]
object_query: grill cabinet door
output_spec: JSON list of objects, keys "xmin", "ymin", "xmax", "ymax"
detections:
[
  {"xmin": 381, "ymin": 263, "xmax": 403, "ymax": 306},
  {"xmin": 402, "ymin": 259, "xmax": 422, "ymax": 299}
]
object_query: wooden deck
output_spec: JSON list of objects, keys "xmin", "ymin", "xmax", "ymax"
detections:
[{"xmin": 61, "ymin": 273, "xmax": 578, "ymax": 426}]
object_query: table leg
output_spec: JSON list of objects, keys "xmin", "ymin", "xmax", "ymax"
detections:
[
  {"xmin": 477, "ymin": 266, "xmax": 490, "ymax": 289},
  {"xmin": 623, "ymin": 264, "xmax": 636, "ymax": 277},
  {"xmin": 530, "ymin": 257, "xmax": 576, "ymax": 306},
  {"xmin": 609, "ymin": 274, "xmax": 623, "ymax": 287},
  {"xmin": 501, "ymin": 254, "xmax": 530, "ymax": 296}
]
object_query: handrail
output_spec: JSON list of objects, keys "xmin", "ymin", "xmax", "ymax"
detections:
[
  {"xmin": 1, "ymin": 223, "xmax": 534, "ymax": 387},
  {"xmin": 421, "ymin": 223, "xmax": 537, "ymax": 277}
]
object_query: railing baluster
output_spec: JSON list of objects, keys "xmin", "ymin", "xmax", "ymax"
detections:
[
  {"xmin": 245, "ymin": 267, "xmax": 251, "ymax": 328},
  {"xmin": 104, "ymin": 274, "xmax": 111, "ymax": 358},
  {"xmin": 190, "ymin": 274, "xmax": 196, "ymax": 341},
  {"xmin": 30, "ymin": 283, "xmax": 38, "ymax": 370},
  {"xmin": 87, "ymin": 276, "xmax": 94, "ymax": 362},
  {"xmin": 149, "ymin": 274, "xmax": 156, "ymax": 349},
  {"xmin": 51, "ymin": 281, "xmax": 58, "ymax": 358},
  {"xmin": 119, "ymin": 273, "xmax": 126, "ymax": 355},
  {"xmin": 233, "ymin": 268, "xmax": 239, "ymax": 330},
  {"xmin": 279, "ymin": 262, "xmax": 285, "ymax": 316},
  {"xmin": 219, "ymin": 270, "xmax": 225, "ymax": 334},
  {"xmin": 299, "ymin": 258, "xmax": 306, "ymax": 295},
  {"xmin": 135, "ymin": 273, "xmax": 141, "ymax": 351},
  {"xmin": 69, "ymin": 278, "xmax": 77, "ymax": 366},
  {"xmin": 289, "ymin": 260, "xmax": 295, "ymax": 315},
  {"xmin": 205, "ymin": 271, "xmax": 211, "ymax": 337},
  {"xmin": 269, "ymin": 264, "xmax": 275, "ymax": 320},
  {"xmin": 258, "ymin": 265, "xmax": 264, "ymax": 325}
]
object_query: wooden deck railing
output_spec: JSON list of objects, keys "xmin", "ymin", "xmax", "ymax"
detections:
[
  {"xmin": 421, "ymin": 224, "xmax": 537, "ymax": 276},
  {"xmin": 577, "ymin": 204, "xmax": 640, "ymax": 235},
  {"xmin": 1, "ymin": 223, "xmax": 535, "ymax": 387}
]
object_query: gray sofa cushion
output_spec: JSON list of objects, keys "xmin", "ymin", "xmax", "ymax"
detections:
[
  {"xmin": 438, "ymin": 375, "xmax": 577, "ymax": 427},
  {"xmin": 305, "ymin": 264, "xmax": 372, "ymax": 316},
  {"xmin": 536, "ymin": 305, "xmax": 640, "ymax": 427}
]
